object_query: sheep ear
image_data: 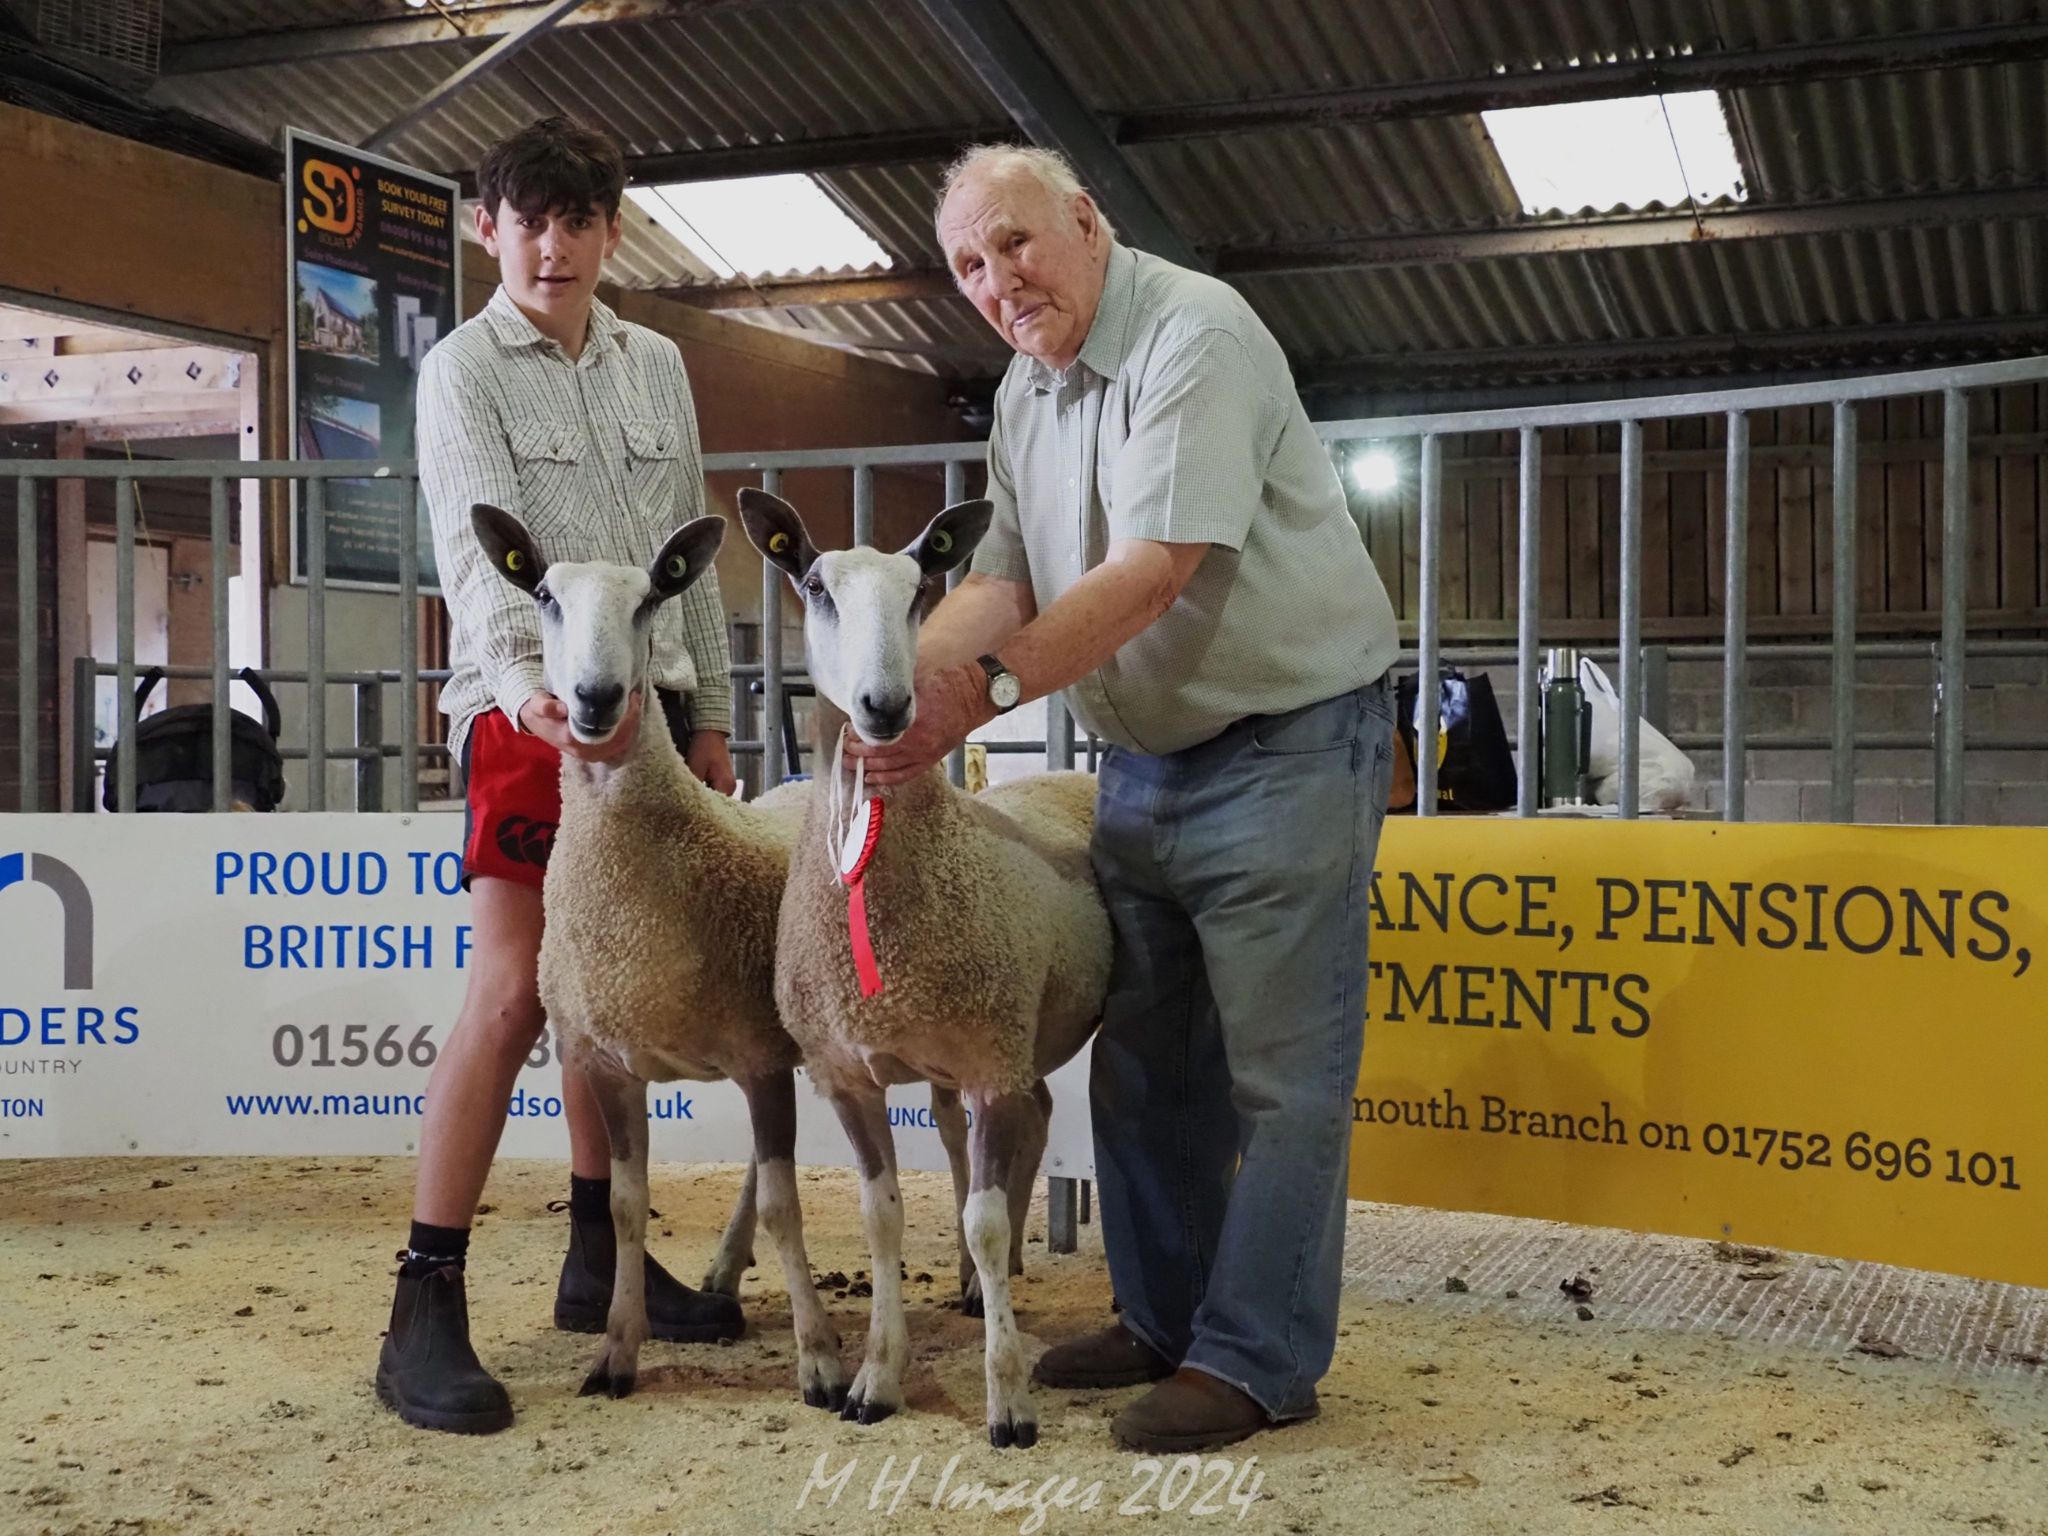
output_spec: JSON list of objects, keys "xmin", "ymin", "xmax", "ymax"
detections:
[
  {"xmin": 647, "ymin": 516, "xmax": 727, "ymax": 604},
  {"xmin": 738, "ymin": 488, "xmax": 820, "ymax": 582},
  {"xmin": 904, "ymin": 498, "xmax": 993, "ymax": 579},
  {"xmin": 472, "ymin": 503, "xmax": 545, "ymax": 594}
]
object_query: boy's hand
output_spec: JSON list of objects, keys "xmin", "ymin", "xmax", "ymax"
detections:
[
  {"xmin": 685, "ymin": 730, "xmax": 738, "ymax": 795},
  {"xmin": 517, "ymin": 690, "xmax": 643, "ymax": 763}
]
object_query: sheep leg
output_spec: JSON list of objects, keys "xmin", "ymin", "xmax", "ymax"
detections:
[
  {"xmin": 578, "ymin": 1068, "xmax": 650, "ymax": 1400},
  {"xmin": 829, "ymin": 1086, "xmax": 908, "ymax": 1426},
  {"xmin": 967, "ymin": 1088, "xmax": 1040, "ymax": 1449},
  {"xmin": 701, "ymin": 1155, "xmax": 758, "ymax": 1296},
  {"xmin": 930, "ymin": 1085, "xmax": 980, "ymax": 1314},
  {"xmin": 1005, "ymin": 1080, "xmax": 1053, "ymax": 1278},
  {"xmin": 738, "ymin": 1072, "xmax": 847, "ymax": 1412}
]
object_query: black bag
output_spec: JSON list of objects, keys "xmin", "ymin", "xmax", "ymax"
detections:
[
  {"xmin": 1393, "ymin": 668, "xmax": 1518, "ymax": 814},
  {"xmin": 101, "ymin": 667, "xmax": 287, "ymax": 812}
]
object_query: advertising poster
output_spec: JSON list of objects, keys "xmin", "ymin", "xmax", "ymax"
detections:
[
  {"xmin": 285, "ymin": 128, "xmax": 458, "ymax": 593},
  {"xmin": 5, "ymin": 814, "xmax": 2041, "ymax": 1290},
  {"xmin": 1350, "ymin": 818, "xmax": 2048, "ymax": 1290},
  {"xmin": 0, "ymin": 817, "xmax": 1093, "ymax": 1179}
]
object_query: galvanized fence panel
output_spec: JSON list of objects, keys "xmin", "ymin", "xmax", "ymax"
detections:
[{"xmin": 9, "ymin": 351, "xmax": 2048, "ymax": 822}]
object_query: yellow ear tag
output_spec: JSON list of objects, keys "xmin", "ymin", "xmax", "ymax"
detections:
[
  {"xmin": 666, "ymin": 554, "xmax": 688, "ymax": 579},
  {"xmin": 931, "ymin": 529, "xmax": 953, "ymax": 554},
  {"xmin": 504, "ymin": 550, "xmax": 525, "ymax": 572},
  {"xmin": 768, "ymin": 531, "xmax": 792, "ymax": 554}
]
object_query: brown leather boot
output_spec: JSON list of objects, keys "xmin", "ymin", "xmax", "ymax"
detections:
[
  {"xmin": 1111, "ymin": 1368, "xmax": 1315, "ymax": 1453},
  {"xmin": 1031, "ymin": 1321, "xmax": 1175, "ymax": 1389}
]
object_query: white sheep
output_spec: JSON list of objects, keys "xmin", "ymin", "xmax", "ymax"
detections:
[
  {"xmin": 739, "ymin": 488, "xmax": 1112, "ymax": 1449},
  {"xmin": 471, "ymin": 503, "xmax": 852, "ymax": 1408}
]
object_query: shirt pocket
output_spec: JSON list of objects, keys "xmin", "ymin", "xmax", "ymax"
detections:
[
  {"xmin": 507, "ymin": 421, "xmax": 582, "ymax": 536},
  {"xmin": 622, "ymin": 416, "xmax": 680, "ymax": 518}
]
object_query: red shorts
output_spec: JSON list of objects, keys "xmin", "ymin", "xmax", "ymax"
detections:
[
  {"xmin": 460, "ymin": 709, "xmax": 564, "ymax": 890},
  {"xmin": 459, "ymin": 692, "xmax": 694, "ymax": 890}
]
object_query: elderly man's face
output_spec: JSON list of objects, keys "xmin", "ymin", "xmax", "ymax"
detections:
[{"xmin": 938, "ymin": 167, "xmax": 1108, "ymax": 371}]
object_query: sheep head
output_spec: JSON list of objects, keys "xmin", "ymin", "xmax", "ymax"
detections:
[
  {"xmin": 739, "ymin": 488, "xmax": 990, "ymax": 744},
  {"xmin": 471, "ymin": 502, "xmax": 726, "ymax": 745}
]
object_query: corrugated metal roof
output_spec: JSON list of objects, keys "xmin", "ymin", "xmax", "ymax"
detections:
[{"xmin": 121, "ymin": 0, "xmax": 2048, "ymax": 391}]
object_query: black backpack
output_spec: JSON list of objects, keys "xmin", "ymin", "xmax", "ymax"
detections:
[{"xmin": 102, "ymin": 667, "xmax": 287, "ymax": 812}]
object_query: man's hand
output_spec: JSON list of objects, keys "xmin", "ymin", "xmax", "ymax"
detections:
[
  {"xmin": 845, "ymin": 662, "xmax": 993, "ymax": 786},
  {"xmin": 685, "ymin": 730, "xmax": 738, "ymax": 795},
  {"xmin": 517, "ymin": 690, "xmax": 643, "ymax": 764}
]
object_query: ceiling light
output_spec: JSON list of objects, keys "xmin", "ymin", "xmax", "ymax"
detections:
[{"xmin": 1351, "ymin": 448, "xmax": 1400, "ymax": 495}]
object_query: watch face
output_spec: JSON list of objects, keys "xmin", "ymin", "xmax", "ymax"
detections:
[{"xmin": 991, "ymin": 672, "xmax": 1022, "ymax": 709}]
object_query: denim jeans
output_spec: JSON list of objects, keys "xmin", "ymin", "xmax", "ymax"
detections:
[{"xmin": 1088, "ymin": 678, "xmax": 1395, "ymax": 1419}]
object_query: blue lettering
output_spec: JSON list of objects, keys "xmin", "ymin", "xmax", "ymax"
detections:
[
  {"xmin": 249, "ymin": 851, "xmax": 278, "ymax": 895},
  {"xmin": 40, "ymin": 1007, "xmax": 63, "ymax": 1046},
  {"xmin": 408, "ymin": 850, "xmax": 430, "ymax": 895},
  {"xmin": 245, "ymin": 926, "xmax": 274, "ymax": 968},
  {"xmin": 215, "ymin": 851, "xmax": 244, "ymax": 894},
  {"xmin": 455, "ymin": 925, "xmax": 473, "ymax": 969},
  {"xmin": 75, "ymin": 1006, "xmax": 105, "ymax": 1045},
  {"xmin": 278, "ymin": 925, "xmax": 307, "ymax": 968},
  {"xmin": 360, "ymin": 852, "xmax": 388, "ymax": 897},
  {"xmin": 403, "ymin": 927, "xmax": 432, "ymax": 969},
  {"xmin": 282, "ymin": 851, "xmax": 313, "ymax": 895},
  {"xmin": 0, "ymin": 1098, "xmax": 44, "ymax": 1118},
  {"xmin": 0, "ymin": 1008, "xmax": 26, "ymax": 1046},
  {"xmin": 434, "ymin": 852, "xmax": 463, "ymax": 895},
  {"xmin": 114, "ymin": 1006, "xmax": 139, "ymax": 1044}
]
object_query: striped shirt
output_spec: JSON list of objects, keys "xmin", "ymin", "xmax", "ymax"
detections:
[
  {"xmin": 418, "ymin": 285, "xmax": 731, "ymax": 764},
  {"xmin": 972, "ymin": 242, "xmax": 1400, "ymax": 754}
]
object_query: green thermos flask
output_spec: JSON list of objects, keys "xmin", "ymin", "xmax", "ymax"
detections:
[{"xmin": 1541, "ymin": 647, "xmax": 1592, "ymax": 807}]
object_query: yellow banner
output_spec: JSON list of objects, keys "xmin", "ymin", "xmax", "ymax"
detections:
[{"xmin": 1351, "ymin": 820, "xmax": 2048, "ymax": 1289}]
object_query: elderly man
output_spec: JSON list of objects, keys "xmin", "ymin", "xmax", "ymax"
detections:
[{"xmin": 849, "ymin": 145, "xmax": 1400, "ymax": 1452}]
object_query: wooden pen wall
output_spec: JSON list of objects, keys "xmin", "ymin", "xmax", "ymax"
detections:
[{"xmin": 1345, "ymin": 384, "xmax": 2048, "ymax": 641}]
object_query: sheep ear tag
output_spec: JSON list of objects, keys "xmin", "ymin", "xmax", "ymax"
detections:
[{"xmin": 838, "ymin": 796, "xmax": 885, "ymax": 1000}]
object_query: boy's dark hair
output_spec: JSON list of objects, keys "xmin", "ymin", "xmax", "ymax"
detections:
[{"xmin": 477, "ymin": 116, "xmax": 626, "ymax": 222}]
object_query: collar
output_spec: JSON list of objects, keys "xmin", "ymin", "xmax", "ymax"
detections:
[
  {"xmin": 481, "ymin": 284, "xmax": 625, "ymax": 360},
  {"xmin": 1024, "ymin": 242, "xmax": 1138, "ymax": 394}
]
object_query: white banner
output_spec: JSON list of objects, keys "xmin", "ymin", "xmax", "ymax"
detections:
[{"xmin": 0, "ymin": 815, "xmax": 1097, "ymax": 1178}]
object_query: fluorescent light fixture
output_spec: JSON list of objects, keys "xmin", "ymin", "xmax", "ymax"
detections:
[
  {"xmin": 1482, "ymin": 90, "xmax": 1746, "ymax": 215},
  {"xmin": 1351, "ymin": 448, "xmax": 1400, "ymax": 495},
  {"xmin": 627, "ymin": 176, "xmax": 893, "ymax": 281}
]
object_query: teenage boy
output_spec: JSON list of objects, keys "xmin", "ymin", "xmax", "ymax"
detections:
[{"xmin": 375, "ymin": 116, "xmax": 739, "ymax": 1435}]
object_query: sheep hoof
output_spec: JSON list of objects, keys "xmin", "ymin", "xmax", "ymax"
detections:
[
  {"xmin": 989, "ymin": 1417, "xmax": 1039, "ymax": 1450},
  {"xmin": 804, "ymin": 1380, "xmax": 849, "ymax": 1413},
  {"xmin": 960, "ymin": 1291, "xmax": 986, "ymax": 1320},
  {"xmin": 579, "ymin": 1364, "xmax": 636, "ymax": 1400},
  {"xmin": 840, "ymin": 1394, "xmax": 896, "ymax": 1427}
]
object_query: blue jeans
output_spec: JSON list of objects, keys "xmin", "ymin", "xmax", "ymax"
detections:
[{"xmin": 1088, "ymin": 679, "xmax": 1395, "ymax": 1419}]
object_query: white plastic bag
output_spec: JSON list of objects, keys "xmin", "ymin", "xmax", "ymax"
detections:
[{"xmin": 1579, "ymin": 657, "xmax": 1696, "ymax": 812}]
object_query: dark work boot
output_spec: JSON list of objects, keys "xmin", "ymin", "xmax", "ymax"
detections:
[
  {"xmin": 553, "ymin": 1212, "xmax": 745, "ymax": 1343},
  {"xmin": 1032, "ymin": 1321, "xmax": 1176, "ymax": 1389},
  {"xmin": 375, "ymin": 1261, "xmax": 514, "ymax": 1435},
  {"xmin": 1111, "ymin": 1368, "xmax": 1309, "ymax": 1454}
]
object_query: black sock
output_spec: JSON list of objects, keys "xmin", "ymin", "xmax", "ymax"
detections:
[
  {"xmin": 568, "ymin": 1174, "xmax": 611, "ymax": 1224},
  {"xmin": 401, "ymin": 1220, "xmax": 470, "ymax": 1277}
]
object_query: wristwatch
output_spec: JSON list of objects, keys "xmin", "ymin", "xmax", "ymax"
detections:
[{"xmin": 977, "ymin": 654, "xmax": 1022, "ymax": 713}]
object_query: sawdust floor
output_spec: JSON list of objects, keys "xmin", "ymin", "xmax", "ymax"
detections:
[{"xmin": 2, "ymin": 1156, "xmax": 2044, "ymax": 1536}]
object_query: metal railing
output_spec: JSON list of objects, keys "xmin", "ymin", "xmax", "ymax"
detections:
[
  {"xmin": 9, "ymin": 352, "xmax": 2048, "ymax": 823},
  {"xmin": 1315, "ymin": 353, "xmax": 2048, "ymax": 822}
]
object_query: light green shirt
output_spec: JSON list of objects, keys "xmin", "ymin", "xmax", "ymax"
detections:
[{"xmin": 973, "ymin": 243, "xmax": 1400, "ymax": 754}]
